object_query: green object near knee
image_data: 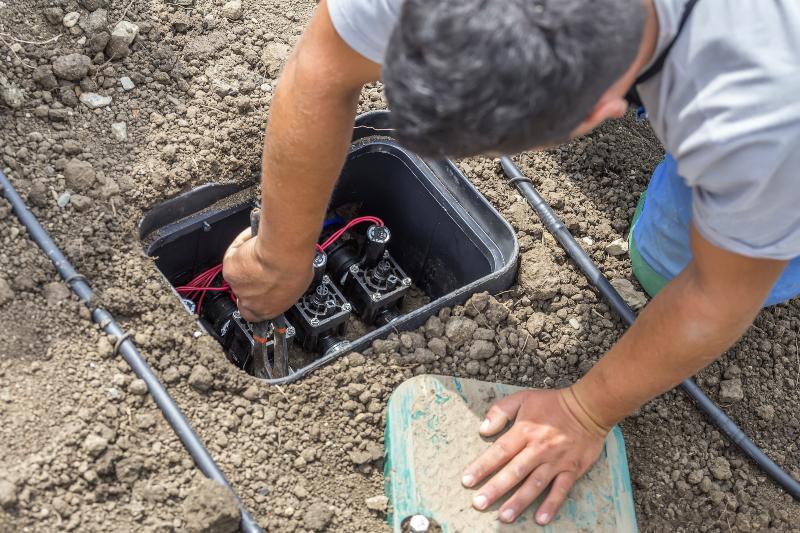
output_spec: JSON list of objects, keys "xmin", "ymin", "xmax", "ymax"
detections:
[{"xmin": 628, "ymin": 193, "xmax": 669, "ymax": 298}]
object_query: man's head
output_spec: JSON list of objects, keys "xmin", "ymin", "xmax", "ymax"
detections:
[{"xmin": 383, "ymin": 0, "xmax": 645, "ymax": 158}]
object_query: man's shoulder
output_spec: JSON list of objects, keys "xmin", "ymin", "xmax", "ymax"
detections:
[{"xmin": 328, "ymin": 0, "xmax": 404, "ymax": 64}]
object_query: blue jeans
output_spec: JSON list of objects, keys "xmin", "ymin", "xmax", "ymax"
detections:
[{"xmin": 633, "ymin": 154, "xmax": 800, "ymax": 306}]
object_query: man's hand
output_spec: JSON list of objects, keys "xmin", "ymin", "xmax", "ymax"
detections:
[
  {"xmin": 461, "ymin": 388, "xmax": 607, "ymax": 525},
  {"xmin": 222, "ymin": 228, "xmax": 313, "ymax": 322}
]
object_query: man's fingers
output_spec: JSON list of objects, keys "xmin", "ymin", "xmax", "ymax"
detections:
[
  {"xmin": 469, "ymin": 448, "xmax": 540, "ymax": 511},
  {"xmin": 462, "ymin": 432, "xmax": 525, "ymax": 488},
  {"xmin": 497, "ymin": 463, "xmax": 555, "ymax": 523},
  {"xmin": 535, "ymin": 471, "xmax": 577, "ymax": 525},
  {"xmin": 224, "ymin": 228, "xmax": 254, "ymax": 258},
  {"xmin": 479, "ymin": 391, "xmax": 528, "ymax": 437}
]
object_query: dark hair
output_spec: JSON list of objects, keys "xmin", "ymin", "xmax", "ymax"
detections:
[{"xmin": 383, "ymin": 0, "xmax": 645, "ymax": 158}]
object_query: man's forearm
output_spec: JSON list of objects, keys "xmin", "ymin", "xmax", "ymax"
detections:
[
  {"xmin": 256, "ymin": 58, "xmax": 361, "ymax": 269},
  {"xmin": 253, "ymin": 0, "xmax": 380, "ymax": 272},
  {"xmin": 573, "ymin": 262, "xmax": 766, "ymax": 427}
]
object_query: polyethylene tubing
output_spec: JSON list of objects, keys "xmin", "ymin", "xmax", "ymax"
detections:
[
  {"xmin": 0, "ymin": 170, "xmax": 264, "ymax": 533},
  {"xmin": 500, "ymin": 156, "xmax": 800, "ymax": 500}
]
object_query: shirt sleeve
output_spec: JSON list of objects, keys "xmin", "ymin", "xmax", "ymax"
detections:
[
  {"xmin": 663, "ymin": 6, "xmax": 800, "ymax": 261},
  {"xmin": 327, "ymin": 0, "xmax": 403, "ymax": 64},
  {"xmin": 678, "ymin": 110, "xmax": 800, "ymax": 260}
]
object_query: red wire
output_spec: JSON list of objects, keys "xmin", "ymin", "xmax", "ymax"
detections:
[
  {"xmin": 176, "ymin": 263, "xmax": 232, "ymax": 314},
  {"xmin": 320, "ymin": 216, "xmax": 384, "ymax": 250}
]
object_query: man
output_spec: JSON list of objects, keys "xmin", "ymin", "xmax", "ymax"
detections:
[{"xmin": 224, "ymin": 0, "xmax": 800, "ymax": 525}]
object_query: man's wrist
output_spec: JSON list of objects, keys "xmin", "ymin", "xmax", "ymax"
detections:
[{"xmin": 558, "ymin": 386, "xmax": 611, "ymax": 438}]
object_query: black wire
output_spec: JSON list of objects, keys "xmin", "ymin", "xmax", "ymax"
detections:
[{"xmin": 500, "ymin": 156, "xmax": 800, "ymax": 500}]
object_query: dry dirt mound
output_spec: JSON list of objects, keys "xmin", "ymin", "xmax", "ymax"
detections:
[{"xmin": 1, "ymin": 0, "xmax": 799, "ymax": 532}]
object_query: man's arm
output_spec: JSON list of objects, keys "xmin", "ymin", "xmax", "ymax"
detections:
[
  {"xmin": 462, "ymin": 224, "xmax": 787, "ymax": 525},
  {"xmin": 574, "ymin": 225, "xmax": 787, "ymax": 427},
  {"xmin": 223, "ymin": 0, "xmax": 381, "ymax": 321}
]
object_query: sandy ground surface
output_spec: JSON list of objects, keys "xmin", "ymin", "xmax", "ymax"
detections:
[{"xmin": 1, "ymin": 1, "xmax": 799, "ymax": 532}]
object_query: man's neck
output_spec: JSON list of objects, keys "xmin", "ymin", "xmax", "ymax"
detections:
[{"xmin": 608, "ymin": 0, "xmax": 660, "ymax": 97}]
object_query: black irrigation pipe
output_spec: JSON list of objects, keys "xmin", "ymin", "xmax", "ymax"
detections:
[
  {"xmin": 0, "ymin": 170, "xmax": 263, "ymax": 533},
  {"xmin": 500, "ymin": 156, "xmax": 800, "ymax": 500}
]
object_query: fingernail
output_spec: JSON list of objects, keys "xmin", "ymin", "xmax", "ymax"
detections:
[
  {"xmin": 461, "ymin": 473, "xmax": 475, "ymax": 487},
  {"xmin": 500, "ymin": 509, "xmax": 515, "ymax": 522},
  {"xmin": 537, "ymin": 512, "xmax": 550, "ymax": 524},
  {"xmin": 479, "ymin": 418, "xmax": 490, "ymax": 432},
  {"xmin": 473, "ymin": 494, "xmax": 488, "ymax": 510}
]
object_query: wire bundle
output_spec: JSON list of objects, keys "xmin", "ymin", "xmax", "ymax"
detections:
[
  {"xmin": 175, "ymin": 264, "xmax": 234, "ymax": 313},
  {"xmin": 175, "ymin": 215, "xmax": 385, "ymax": 315}
]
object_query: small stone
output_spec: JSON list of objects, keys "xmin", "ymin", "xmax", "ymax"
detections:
[
  {"xmin": 222, "ymin": 0, "xmax": 243, "ymax": 21},
  {"xmin": 119, "ymin": 76, "xmax": 135, "ymax": 90},
  {"xmin": 525, "ymin": 312, "xmax": 546, "ymax": 335},
  {"xmin": 427, "ymin": 337, "xmax": 446, "ymax": 357},
  {"xmin": 756, "ymin": 404, "xmax": 775, "ymax": 422},
  {"xmin": 163, "ymin": 367, "xmax": 180, "ymax": 384},
  {"xmin": 63, "ymin": 139, "xmax": 82, "ymax": 155},
  {"xmin": 708, "ymin": 456, "xmax": 732, "ymax": 481},
  {"xmin": 128, "ymin": 378, "xmax": 148, "ymax": 395},
  {"xmin": 97, "ymin": 336, "xmax": 114, "ymax": 358},
  {"xmin": 605, "ymin": 238, "xmax": 629, "ymax": 256},
  {"xmin": 136, "ymin": 413, "xmax": 156, "ymax": 429},
  {"xmin": 0, "ymin": 83, "xmax": 23, "ymax": 109},
  {"xmin": 444, "ymin": 316, "xmax": 478, "ymax": 348},
  {"xmin": 188, "ymin": 365, "xmax": 213, "ymax": 392},
  {"xmin": 261, "ymin": 41, "xmax": 290, "ymax": 77},
  {"xmin": 82, "ymin": 434, "xmax": 108, "ymax": 457},
  {"xmin": 719, "ymin": 378, "xmax": 744, "ymax": 403},
  {"xmin": 71, "ymin": 194, "xmax": 92, "ymax": 211},
  {"xmin": 183, "ymin": 478, "xmax": 239, "ymax": 533},
  {"xmin": 111, "ymin": 121, "xmax": 127, "ymax": 141},
  {"xmin": 86, "ymin": 31, "xmax": 110, "ymax": 55},
  {"xmin": 63, "ymin": 12, "xmax": 81, "ymax": 28},
  {"xmin": 106, "ymin": 21, "xmax": 139, "ymax": 59},
  {"xmin": 610, "ymin": 278, "xmax": 648, "ymax": 310},
  {"xmin": 64, "ymin": 158, "xmax": 96, "ymax": 191},
  {"xmin": 78, "ymin": 8, "xmax": 108, "ymax": 35},
  {"xmin": 568, "ymin": 317, "xmax": 581, "ymax": 330},
  {"xmin": 687, "ymin": 469, "xmax": 704, "ymax": 485},
  {"xmin": 33, "ymin": 65, "xmax": 58, "ymax": 90},
  {"xmin": 44, "ymin": 7, "xmax": 64, "ymax": 25},
  {"xmin": 43, "ymin": 281, "xmax": 70, "ymax": 305},
  {"xmin": 53, "ymin": 53, "xmax": 91, "ymax": 81},
  {"xmin": 465, "ymin": 360, "xmax": 480, "ymax": 375},
  {"xmin": 365, "ymin": 495, "xmax": 388, "ymax": 512},
  {"xmin": 0, "ymin": 278, "xmax": 14, "ymax": 306},
  {"xmin": 57, "ymin": 192, "xmax": 71, "ymax": 208},
  {"xmin": 0, "ymin": 479, "xmax": 17, "ymax": 509},
  {"xmin": 303, "ymin": 502, "xmax": 334, "ymax": 531},
  {"xmin": 468, "ymin": 340, "xmax": 495, "ymax": 360},
  {"xmin": 242, "ymin": 385, "xmax": 260, "ymax": 401},
  {"xmin": 79, "ymin": 92, "xmax": 112, "ymax": 108}
]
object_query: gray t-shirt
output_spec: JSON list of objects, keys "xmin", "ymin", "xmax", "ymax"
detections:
[{"xmin": 329, "ymin": 0, "xmax": 800, "ymax": 260}]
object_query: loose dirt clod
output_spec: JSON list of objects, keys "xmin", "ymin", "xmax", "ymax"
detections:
[{"xmin": 182, "ymin": 477, "xmax": 240, "ymax": 533}]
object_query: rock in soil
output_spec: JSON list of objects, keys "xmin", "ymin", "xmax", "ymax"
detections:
[
  {"xmin": 303, "ymin": 502, "xmax": 334, "ymax": 531},
  {"xmin": 182, "ymin": 477, "xmax": 240, "ymax": 533},
  {"xmin": 0, "ymin": 479, "xmax": 17, "ymax": 509},
  {"xmin": 610, "ymin": 278, "xmax": 648, "ymax": 310},
  {"xmin": 719, "ymin": 378, "xmax": 744, "ymax": 402},
  {"xmin": 52, "ymin": 54, "xmax": 91, "ymax": 81}
]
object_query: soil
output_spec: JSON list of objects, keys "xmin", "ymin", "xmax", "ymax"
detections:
[{"xmin": 1, "ymin": 1, "xmax": 799, "ymax": 532}]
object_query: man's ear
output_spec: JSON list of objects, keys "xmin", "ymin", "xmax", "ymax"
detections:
[{"xmin": 570, "ymin": 96, "xmax": 628, "ymax": 138}]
